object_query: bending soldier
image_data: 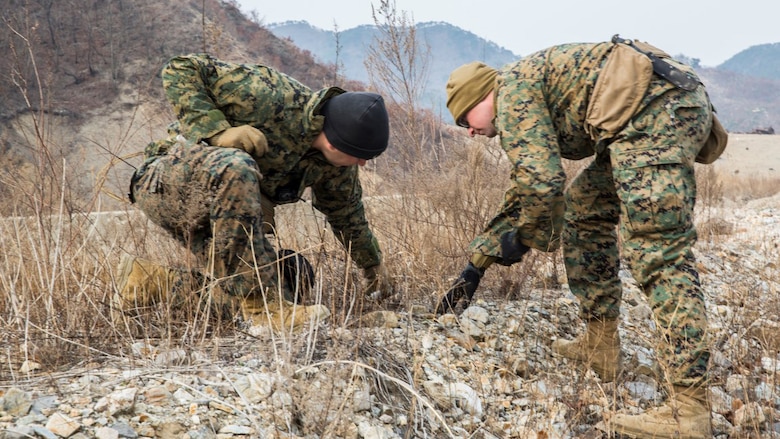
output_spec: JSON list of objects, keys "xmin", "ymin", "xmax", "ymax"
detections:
[
  {"xmin": 441, "ymin": 36, "xmax": 727, "ymax": 438},
  {"xmin": 116, "ymin": 53, "xmax": 393, "ymax": 332}
]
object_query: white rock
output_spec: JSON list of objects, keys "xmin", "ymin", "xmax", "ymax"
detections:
[
  {"xmin": 94, "ymin": 426, "xmax": 119, "ymax": 439},
  {"xmin": 19, "ymin": 360, "xmax": 41, "ymax": 374},
  {"xmin": 458, "ymin": 317, "xmax": 485, "ymax": 339},
  {"xmin": 234, "ymin": 373, "xmax": 275, "ymax": 403},
  {"xmin": 172, "ymin": 388, "xmax": 194, "ymax": 405},
  {"xmin": 709, "ymin": 386, "xmax": 733, "ymax": 415},
  {"xmin": 94, "ymin": 387, "xmax": 137, "ymax": 415},
  {"xmin": 624, "ymin": 381, "xmax": 657, "ymax": 401},
  {"xmin": 422, "ymin": 380, "xmax": 483, "ymax": 417},
  {"xmin": 460, "ymin": 306, "xmax": 489, "ymax": 324},
  {"xmin": 219, "ymin": 425, "xmax": 254, "ymax": 435},
  {"xmin": 357, "ymin": 421, "xmax": 396, "ymax": 439},
  {"xmin": 270, "ymin": 390, "xmax": 293, "ymax": 409},
  {"xmin": 45, "ymin": 412, "xmax": 80, "ymax": 438},
  {"xmin": 421, "ymin": 333, "xmax": 434, "ymax": 351},
  {"xmin": 353, "ymin": 383, "xmax": 372, "ymax": 412},
  {"xmin": 725, "ymin": 374, "xmax": 748, "ymax": 394}
]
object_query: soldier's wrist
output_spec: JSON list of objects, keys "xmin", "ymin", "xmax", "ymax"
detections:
[{"xmin": 469, "ymin": 253, "xmax": 497, "ymax": 271}]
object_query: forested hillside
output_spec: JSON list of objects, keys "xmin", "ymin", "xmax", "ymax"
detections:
[{"xmin": 0, "ymin": 0, "xmax": 351, "ymax": 212}]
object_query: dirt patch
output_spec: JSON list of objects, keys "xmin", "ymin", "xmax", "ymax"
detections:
[{"xmin": 713, "ymin": 133, "xmax": 780, "ymax": 176}]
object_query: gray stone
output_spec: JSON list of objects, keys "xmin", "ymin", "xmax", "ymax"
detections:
[{"xmin": 2, "ymin": 388, "xmax": 32, "ymax": 417}]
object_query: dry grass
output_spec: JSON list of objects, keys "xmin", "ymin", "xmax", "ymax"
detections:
[
  {"xmin": 2, "ymin": 110, "xmax": 779, "ymax": 436},
  {"xmin": 3, "ymin": 129, "xmax": 777, "ymax": 369}
]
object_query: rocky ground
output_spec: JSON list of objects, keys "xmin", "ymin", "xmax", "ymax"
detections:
[{"xmin": 1, "ymin": 191, "xmax": 779, "ymax": 438}]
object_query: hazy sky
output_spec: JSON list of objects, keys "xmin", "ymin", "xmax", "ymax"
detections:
[{"xmin": 236, "ymin": 0, "xmax": 779, "ymax": 67}]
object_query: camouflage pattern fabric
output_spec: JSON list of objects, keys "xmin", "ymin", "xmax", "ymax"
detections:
[
  {"xmin": 470, "ymin": 42, "xmax": 712, "ymax": 386},
  {"xmin": 134, "ymin": 54, "xmax": 382, "ymax": 297},
  {"xmin": 133, "ymin": 140, "xmax": 282, "ymax": 297},
  {"xmin": 469, "ymin": 43, "xmax": 613, "ymax": 256},
  {"xmin": 564, "ymin": 82, "xmax": 712, "ymax": 387}
]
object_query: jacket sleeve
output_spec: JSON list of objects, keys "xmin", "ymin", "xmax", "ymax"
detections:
[
  {"xmin": 161, "ymin": 54, "xmax": 232, "ymax": 142},
  {"xmin": 311, "ymin": 166, "xmax": 382, "ymax": 269},
  {"xmin": 486, "ymin": 67, "xmax": 567, "ymax": 253}
]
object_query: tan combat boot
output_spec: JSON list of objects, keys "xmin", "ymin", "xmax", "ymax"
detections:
[
  {"xmin": 551, "ymin": 318, "xmax": 623, "ymax": 382},
  {"xmin": 113, "ymin": 254, "xmax": 238, "ymax": 323},
  {"xmin": 240, "ymin": 295, "xmax": 330, "ymax": 332},
  {"xmin": 113, "ymin": 254, "xmax": 178, "ymax": 315},
  {"xmin": 610, "ymin": 385, "xmax": 711, "ymax": 439}
]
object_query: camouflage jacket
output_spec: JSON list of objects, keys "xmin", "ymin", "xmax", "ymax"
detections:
[
  {"xmin": 146, "ymin": 53, "xmax": 381, "ymax": 268},
  {"xmin": 470, "ymin": 42, "xmax": 680, "ymax": 257}
]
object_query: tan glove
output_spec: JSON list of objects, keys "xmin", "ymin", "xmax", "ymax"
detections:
[
  {"xmin": 208, "ymin": 125, "xmax": 268, "ymax": 158},
  {"xmin": 363, "ymin": 263, "xmax": 393, "ymax": 301}
]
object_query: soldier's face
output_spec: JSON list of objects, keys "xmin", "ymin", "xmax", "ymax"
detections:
[{"xmin": 461, "ymin": 94, "xmax": 497, "ymax": 138}]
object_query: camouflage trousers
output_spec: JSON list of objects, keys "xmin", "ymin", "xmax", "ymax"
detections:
[
  {"xmin": 131, "ymin": 139, "xmax": 284, "ymax": 299},
  {"xmin": 562, "ymin": 85, "xmax": 713, "ymax": 386}
]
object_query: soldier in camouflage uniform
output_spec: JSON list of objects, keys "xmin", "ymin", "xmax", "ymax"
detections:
[
  {"xmin": 116, "ymin": 53, "xmax": 392, "ymax": 332},
  {"xmin": 441, "ymin": 37, "xmax": 726, "ymax": 438}
]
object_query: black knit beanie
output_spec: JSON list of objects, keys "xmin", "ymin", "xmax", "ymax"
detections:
[{"xmin": 322, "ymin": 92, "xmax": 389, "ymax": 160}]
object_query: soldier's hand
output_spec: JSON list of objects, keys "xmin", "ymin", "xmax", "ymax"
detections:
[
  {"xmin": 363, "ymin": 263, "xmax": 393, "ymax": 301},
  {"xmin": 499, "ymin": 230, "xmax": 530, "ymax": 266},
  {"xmin": 208, "ymin": 125, "xmax": 268, "ymax": 158},
  {"xmin": 436, "ymin": 262, "xmax": 484, "ymax": 315}
]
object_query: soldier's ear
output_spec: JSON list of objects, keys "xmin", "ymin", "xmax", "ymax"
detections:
[
  {"xmin": 322, "ymin": 140, "xmax": 340, "ymax": 153},
  {"xmin": 313, "ymin": 131, "xmax": 340, "ymax": 154},
  {"xmin": 310, "ymin": 131, "xmax": 328, "ymax": 151}
]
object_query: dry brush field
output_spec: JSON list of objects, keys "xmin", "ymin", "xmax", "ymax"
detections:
[{"xmin": 0, "ymin": 134, "xmax": 778, "ymax": 438}]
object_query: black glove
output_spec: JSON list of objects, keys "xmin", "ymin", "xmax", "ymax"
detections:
[
  {"xmin": 499, "ymin": 230, "xmax": 530, "ymax": 266},
  {"xmin": 278, "ymin": 249, "xmax": 314, "ymax": 303},
  {"xmin": 436, "ymin": 262, "xmax": 485, "ymax": 315}
]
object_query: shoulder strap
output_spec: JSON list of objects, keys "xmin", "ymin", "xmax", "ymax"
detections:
[{"xmin": 611, "ymin": 34, "xmax": 700, "ymax": 91}]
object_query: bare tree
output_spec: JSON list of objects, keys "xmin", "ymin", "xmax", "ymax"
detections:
[
  {"xmin": 331, "ymin": 20, "xmax": 344, "ymax": 85},
  {"xmin": 364, "ymin": 0, "xmax": 435, "ymax": 166}
]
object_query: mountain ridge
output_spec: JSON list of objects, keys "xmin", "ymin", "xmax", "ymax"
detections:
[
  {"xmin": 268, "ymin": 20, "xmax": 780, "ymax": 133},
  {"xmin": 268, "ymin": 20, "xmax": 518, "ymax": 119}
]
